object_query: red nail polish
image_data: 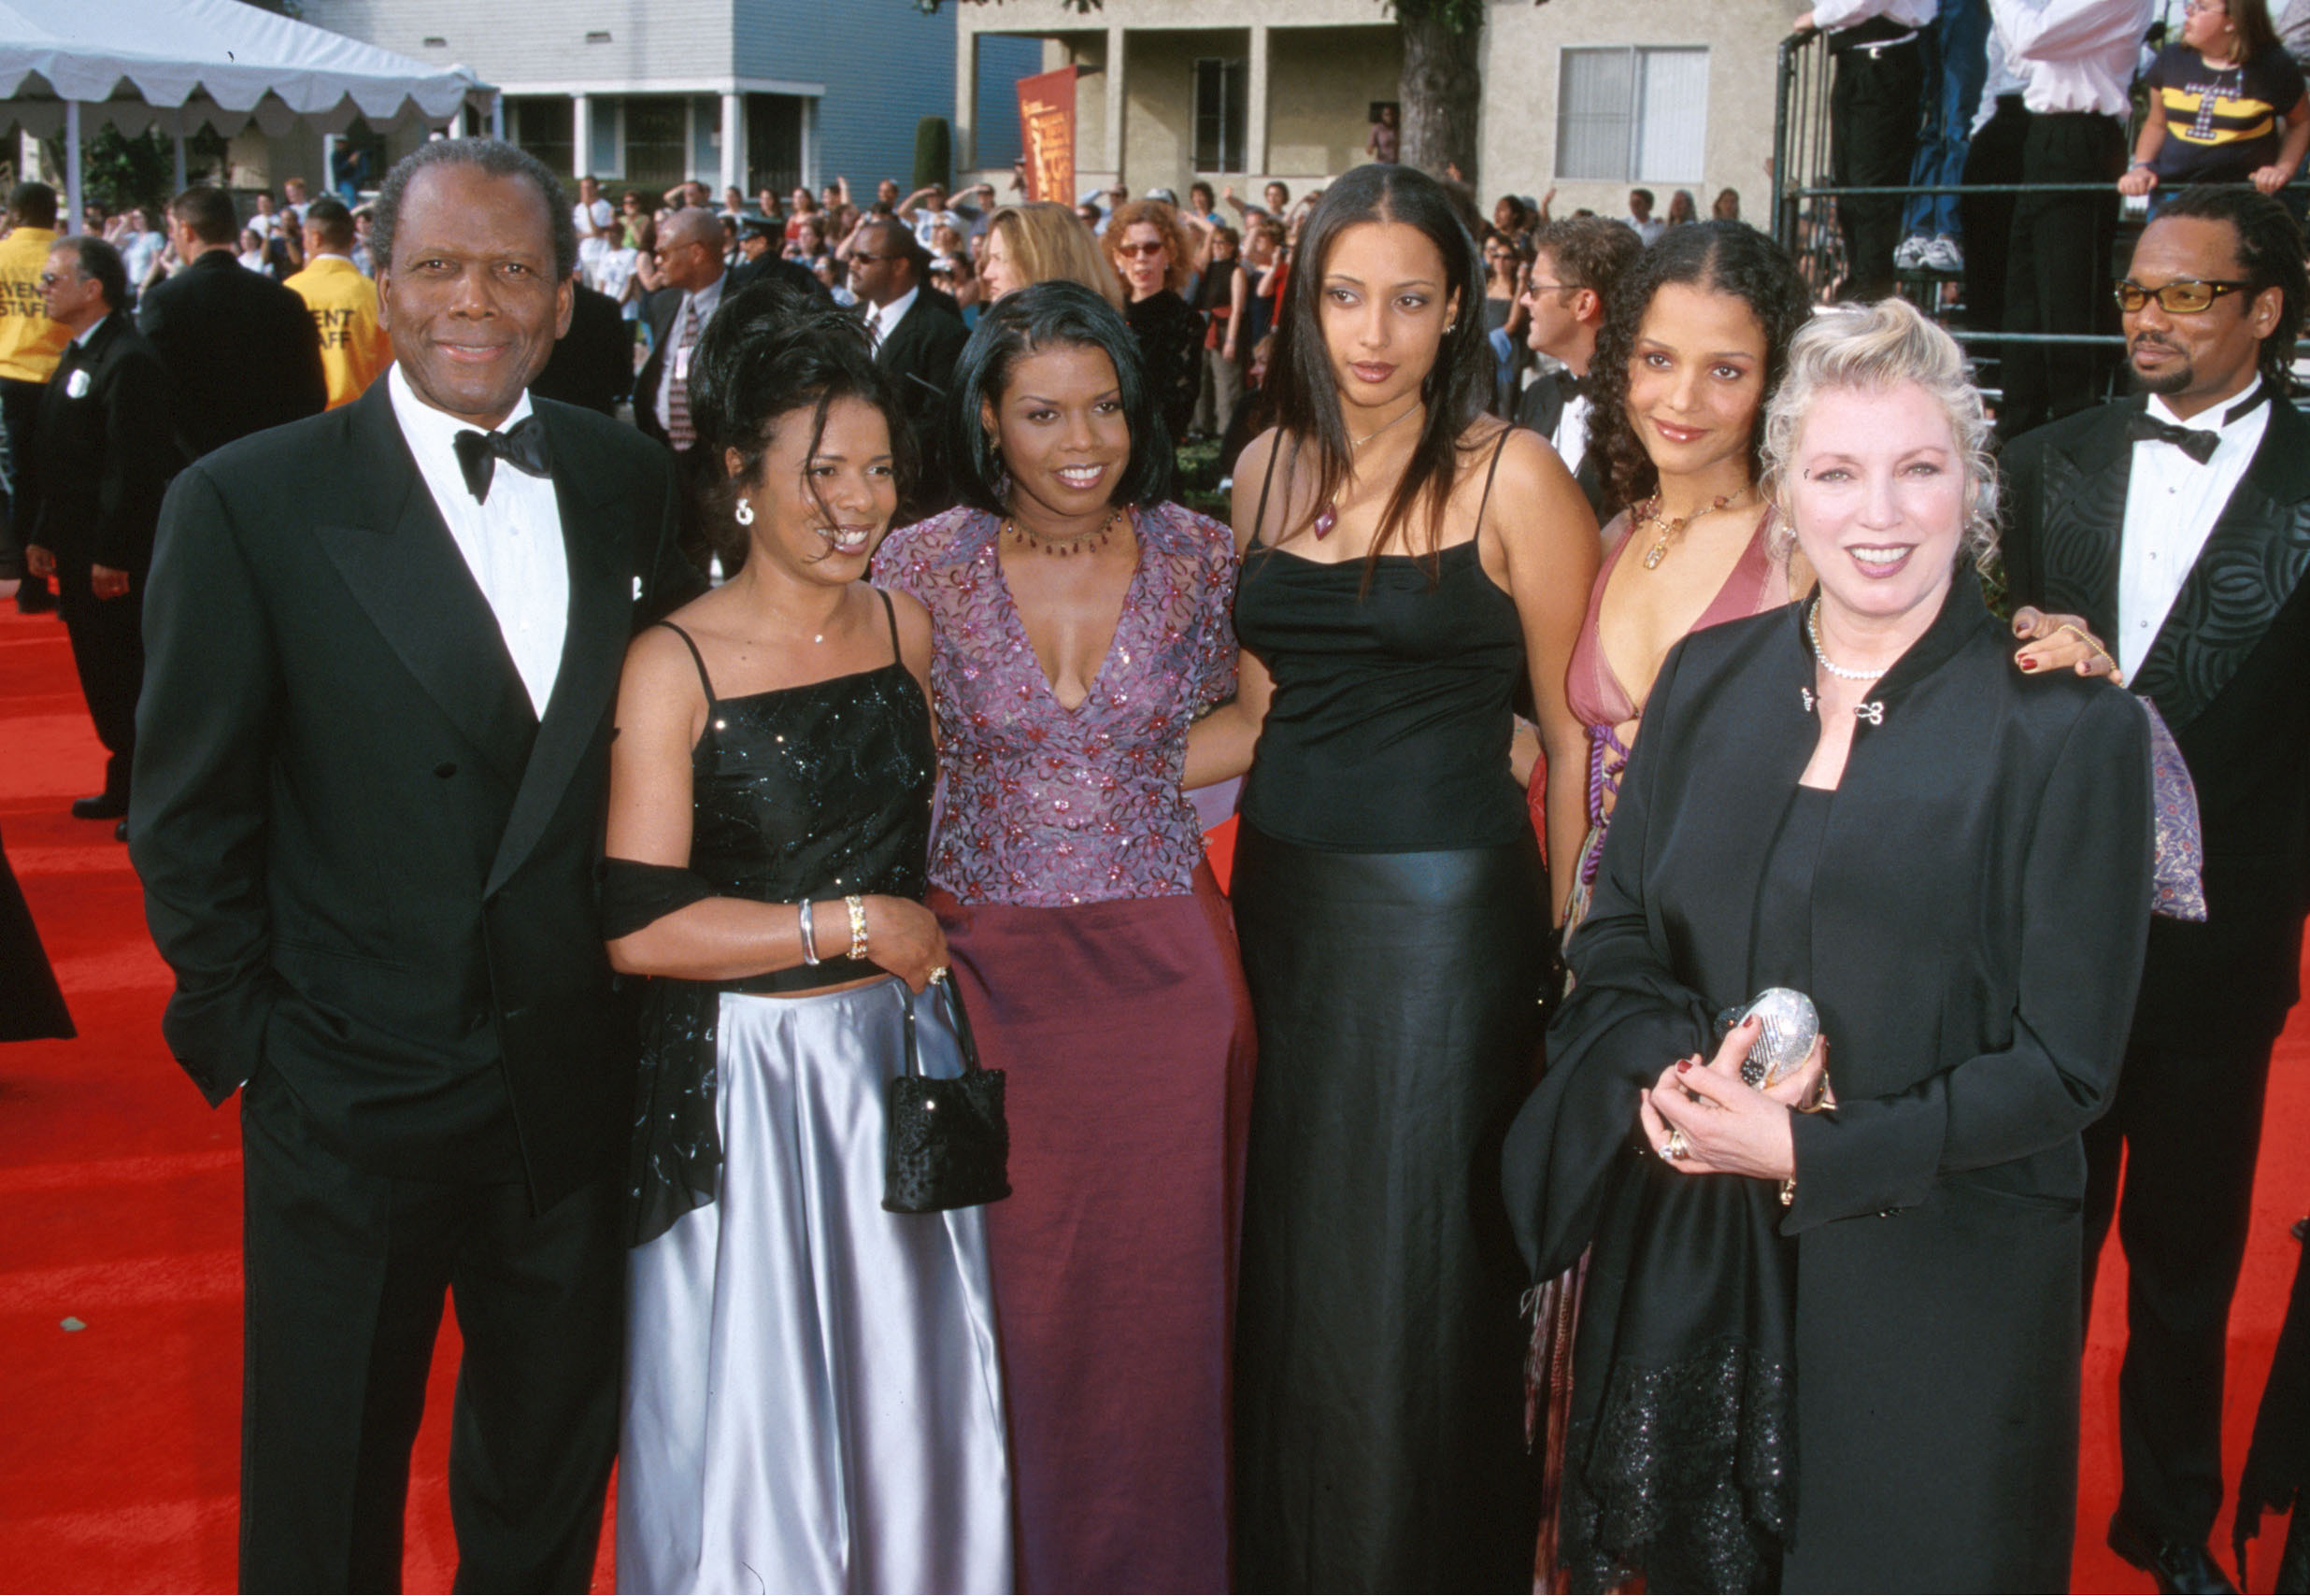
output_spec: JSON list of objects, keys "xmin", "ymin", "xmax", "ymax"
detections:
[
  {"xmin": 1676, "ymin": 1059, "xmax": 1692, "ymax": 1073},
  {"xmin": 2019, "ymin": 657, "xmax": 2038, "ymax": 672}
]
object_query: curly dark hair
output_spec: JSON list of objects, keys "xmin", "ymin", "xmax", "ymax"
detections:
[
  {"xmin": 688, "ymin": 277, "xmax": 919, "ymax": 569},
  {"xmin": 1587, "ymin": 220, "xmax": 1813, "ymax": 515},
  {"xmin": 2151, "ymin": 184, "xmax": 2308, "ymax": 394}
]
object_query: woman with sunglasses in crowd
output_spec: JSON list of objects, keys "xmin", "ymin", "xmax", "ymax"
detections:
[{"xmin": 1105, "ymin": 198, "xmax": 1207, "ymax": 447}]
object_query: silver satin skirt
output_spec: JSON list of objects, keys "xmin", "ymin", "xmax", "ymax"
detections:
[{"xmin": 617, "ymin": 977, "xmax": 1015, "ymax": 1594}]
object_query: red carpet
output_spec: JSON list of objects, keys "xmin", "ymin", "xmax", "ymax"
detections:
[{"xmin": 0, "ymin": 601, "xmax": 2301, "ymax": 1592}]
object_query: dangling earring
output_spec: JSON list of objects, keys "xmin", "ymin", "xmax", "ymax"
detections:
[{"xmin": 734, "ymin": 497, "xmax": 755, "ymax": 526}]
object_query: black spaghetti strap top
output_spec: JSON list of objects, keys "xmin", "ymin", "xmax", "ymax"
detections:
[
  {"xmin": 1233, "ymin": 432, "xmax": 1531, "ymax": 852},
  {"xmin": 656, "ymin": 589, "xmax": 934, "ymax": 993}
]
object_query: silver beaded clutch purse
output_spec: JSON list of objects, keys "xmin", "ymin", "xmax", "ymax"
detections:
[{"xmin": 1714, "ymin": 987, "xmax": 1819, "ymax": 1090}]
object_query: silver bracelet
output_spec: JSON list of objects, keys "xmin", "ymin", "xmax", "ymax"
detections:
[{"xmin": 797, "ymin": 899, "xmax": 821, "ymax": 965}]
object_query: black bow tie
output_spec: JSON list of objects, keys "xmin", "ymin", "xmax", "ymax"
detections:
[
  {"xmin": 2126, "ymin": 410, "xmax": 2221, "ymax": 464},
  {"xmin": 451, "ymin": 416, "xmax": 551, "ymax": 504},
  {"xmin": 1556, "ymin": 368, "xmax": 1587, "ymax": 401}
]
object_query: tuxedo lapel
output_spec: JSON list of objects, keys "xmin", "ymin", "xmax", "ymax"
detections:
[
  {"xmin": 309, "ymin": 384, "xmax": 537, "ymax": 787},
  {"xmin": 2026, "ymin": 402, "xmax": 2136, "ymax": 639},
  {"xmin": 484, "ymin": 401, "xmax": 631, "ymax": 895},
  {"xmin": 2132, "ymin": 400, "xmax": 2310, "ymax": 732}
]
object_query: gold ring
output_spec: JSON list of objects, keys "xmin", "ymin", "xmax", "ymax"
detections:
[{"xmin": 1663, "ymin": 1128, "xmax": 1690, "ymax": 1161}]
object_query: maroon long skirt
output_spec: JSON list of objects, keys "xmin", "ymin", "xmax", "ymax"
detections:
[{"xmin": 931, "ymin": 864, "xmax": 1255, "ymax": 1595}]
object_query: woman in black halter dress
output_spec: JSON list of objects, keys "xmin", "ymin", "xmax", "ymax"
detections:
[
  {"xmin": 600, "ymin": 292, "xmax": 1011, "ymax": 1593},
  {"xmin": 1188, "ymin": 164, "xmax": 1600, "ymax": 1590}
]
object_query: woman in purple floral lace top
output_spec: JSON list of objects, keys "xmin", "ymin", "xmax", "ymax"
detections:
[{"xmin": 874, "ymin": 282, "xmax": 1254, "ymax": 1595}]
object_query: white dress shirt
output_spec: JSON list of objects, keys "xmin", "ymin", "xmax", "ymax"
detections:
[
  {"xmin": 389, "ymin": 364, "xmax": 570, "ymax": 716},
  {"xmin": 654, "ymin": 269, "xmax": 725, "ymax": 438},
  {"xmin": 2117, "ymin": 387, "xmax": 2271, "ymax": 679},
  {"xmin": 865, "ymin": 283, "xmax": 920, "ymax": 350},
  {"xmin": 1554, "ymin": 391, "xmax": 1593, "ymax": 481},
  {"xmin": 1990, "ymin": 0, "xmax": 2154, "ymax": 115},
  {"xmin": 1813, "ymin": 0, "xmax": 1938, "ymax": 33}
]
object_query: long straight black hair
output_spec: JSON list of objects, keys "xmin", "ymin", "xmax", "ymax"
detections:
[{"xmin": 1262, "ymin": 163, "xmax": 1493, "ymax": 580}]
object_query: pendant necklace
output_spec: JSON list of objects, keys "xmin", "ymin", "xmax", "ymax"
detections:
[
  {"xmin": 1313, "ymin": 403, "xmax": 1423, "ymax": 539},
  {"xmin": 1004, "ymin": 507, "xmax": 1126, "ymax": 557},
  {"xmin": 1635, "ymin": 489, "xmax": 1748, "ymax": 570}
]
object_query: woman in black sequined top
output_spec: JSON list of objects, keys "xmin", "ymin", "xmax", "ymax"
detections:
[{"xmin": 597, "ymin": 285, "xmax": 1014, "ymax": 1594}]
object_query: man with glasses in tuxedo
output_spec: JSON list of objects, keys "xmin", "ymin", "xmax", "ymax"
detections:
[{"xmin": 2003, "ymin": 185, "xmax": 2310, "ymax": 1596}]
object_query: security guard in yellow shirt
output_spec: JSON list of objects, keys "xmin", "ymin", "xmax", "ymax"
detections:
[
  {"xmin": 0, "ymin": 180, "xmax": 71, "ymax": 609},
  {"xmin": 283, "ymin": 196, "xmax": 389, "ymax": 409}
]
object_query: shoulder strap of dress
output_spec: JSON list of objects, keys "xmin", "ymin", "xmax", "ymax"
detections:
[
  {"xmin": 1250, "ymin": 432, "xmax": 1286, "ymax": 548},
  {"xmin": 654, "ymin": 620, "xmax": 716, "ymax": 704},
  {"xmin": 876, "ymin": 586, "xmax": 902, "ymax": 668},
  {"xmin": 1474, "ymin": 426, "xmax": 1513, "ymax": 535}
]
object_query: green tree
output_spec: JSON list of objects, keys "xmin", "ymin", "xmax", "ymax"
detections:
[
  {"xmin": 41, "ymin": 127, "xmax": 225, "ymax": 218},
  {"xmin": 915, "ymin": 0, "xmax": 1495, "ymax": 190}
]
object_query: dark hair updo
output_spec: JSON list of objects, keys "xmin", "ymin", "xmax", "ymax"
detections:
[
  {"xmin": 947, "ymin": 279, "xmax": 1174, "ymax": 514},
  {"xmin": 1588, "ymin": 219, "xmax": 1812, "ymax": 514},
  {"xmin": 688, "ymin": 277, "xmax": 918, "ymax": 566}
]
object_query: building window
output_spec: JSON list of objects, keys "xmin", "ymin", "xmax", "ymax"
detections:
[
  {"xmin": 1194, "ymin": 57, "xmax": 1248, "ymax": 175},
  {"xmin": 507, "ymin": 95, "xmax": 574, "ymax": 177},
  {"xmin": 748, "ymin": 93, "xmax": 807, "ymax": 200},
  {"xmin": 623, "ymin": 95, "xmax": 689, "ymax": 191},
  {"xmin": 1555, "ymin": 47, "xmax": 1710, "ymax": 183}
]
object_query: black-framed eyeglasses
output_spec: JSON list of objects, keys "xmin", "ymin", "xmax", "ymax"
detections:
[{"xmin": 2115, "ymin": 278, "xmax": 2254, "ymax": 314}]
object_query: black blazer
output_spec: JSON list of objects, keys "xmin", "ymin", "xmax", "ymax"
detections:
[
  {"xmin": 532, "ymin": 281, "xmax": 633, "ymax": 418},
  {"xmin": 130, "ymin": 380, "xmax": 705, "ymax": 1208},
  {"xmin": 17, "ymin": 315, "xmax": 179, "ymax": 575},
  {"xmin": 1504, "ymin": 578, "xmax": 2153, "ymax": 1588},
  {"xmin": 1514, "ymin": 370, "xmax": 1616, "ymax": 525},
  {"xmin": 872, "ymin": 287, "xmax": 970, "ymax": 517},
  {"xmin": 2003, "ymin": 393, "xmax": 2310, "ymax": 1043},
  {"xmin": 135, "ymin": 249, "xmax": 326, "ymax": 461},
  {"xmin": 632, "ymin": 263, "xmax": 833, "ymax": 448}
]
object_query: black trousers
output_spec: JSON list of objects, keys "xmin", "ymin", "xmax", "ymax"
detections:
[
  {"xmin": 54, "ymin": 573, "xmax": 142, "ymax": 804},
  {"xmin": 1831, "ymin": 36, "xmax": 1926, "ymax": 303},
  {"xmin": 2001, "ymin": 109, "xmax": 2125, "ymax": 439},
  {"xmin": 2081, "ymin": 1019, "xmax": 2277, "ymax": 1544},
  {"xmin": 1960, "ymin": 93, "xmax": 2030, "ymax": 399},
  {"xmin": 2, "ymin": 377, "xmax": 47, "ymax": 601},
  {"xmin": 238, "ymin": 1065, "xmax": 622, "ymax": 1593}
]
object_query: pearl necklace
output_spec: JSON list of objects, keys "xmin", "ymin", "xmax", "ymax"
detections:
[{"xmin": 1806, "ymin": 596, "xmax": 1887, "ymax": 682}]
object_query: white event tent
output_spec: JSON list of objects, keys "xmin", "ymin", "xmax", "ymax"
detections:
[{"xmin": 0, "ymin": 0, "xmax": 497, "ymax": 229}]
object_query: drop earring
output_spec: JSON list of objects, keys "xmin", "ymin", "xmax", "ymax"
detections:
[{"xmin": 734, "ymin": 497, "xmax": 755, "ymax": 526}]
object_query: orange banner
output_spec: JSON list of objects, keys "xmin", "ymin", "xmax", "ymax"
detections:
[{"xmin": 1018, "ymin": 66, "xmax": 1077, "ymax": 206}]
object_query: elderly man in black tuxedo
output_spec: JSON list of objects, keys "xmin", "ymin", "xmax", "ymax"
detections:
[
  {"xmin": 851, "ymin": 216, "xmax": 968, "ymax": 519},
  {"xmin": 131, "ymin": 139, "xmax": 702, "ymax": 1591},
  {"xmin": 2002, "ymin": 185, "xmax": 2310, "ymax": 1596},
  {"xmin": 136, "ymin": 185, "xmax": 325, "ymax": 462},
  {"xmin": 18, "ymin": 235, "xmax": 178, "ymax": 834}
]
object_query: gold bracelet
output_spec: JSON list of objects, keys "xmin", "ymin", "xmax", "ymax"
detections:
[{"xmin": 846, "ymin": 894, "xmax": 868, "ymax": 962}]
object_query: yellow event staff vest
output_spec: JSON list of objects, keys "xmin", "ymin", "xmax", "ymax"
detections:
[
  {"xmin": 285, "ymin": 254, "xmax": 391, "ymax": 408},
  {"xmin": 0, "ymin": 226, "xmax": 70, "ymax": 384}
]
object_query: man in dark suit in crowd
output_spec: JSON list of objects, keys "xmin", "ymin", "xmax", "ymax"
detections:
[
  {"xmin": 530, "ymin": 269, "xmax": 632, "ymax": 417},
  {"xmin": 2003, "ymin": 185, "xmax": 2310, "ymax": 1596},
  {"xmin": 632, "ymin": 207, "xmax": 727, "ymax": 504},
  {"xmin": 851, "ymin": 217, "xmax": 968, "ymax": 519},
  {"xmin": 1516, "ymin": 214, "xmax": 1642, "ymax": 527},
  {"xmin": 19, "ymin": 235, "xmax": 178, "ymax": 836},
  {"xmin": 137, "ymin": 185, "xmax": 326, "ymax": 461},
  {"xmin": 130, "ymin": 138, "xmax": 700, "ymax": 1590}
]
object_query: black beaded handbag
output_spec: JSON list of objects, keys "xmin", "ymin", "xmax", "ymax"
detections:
[{"xmin": 883, "ymin": 972, "xmax": 1012, "ymax": 1213}]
